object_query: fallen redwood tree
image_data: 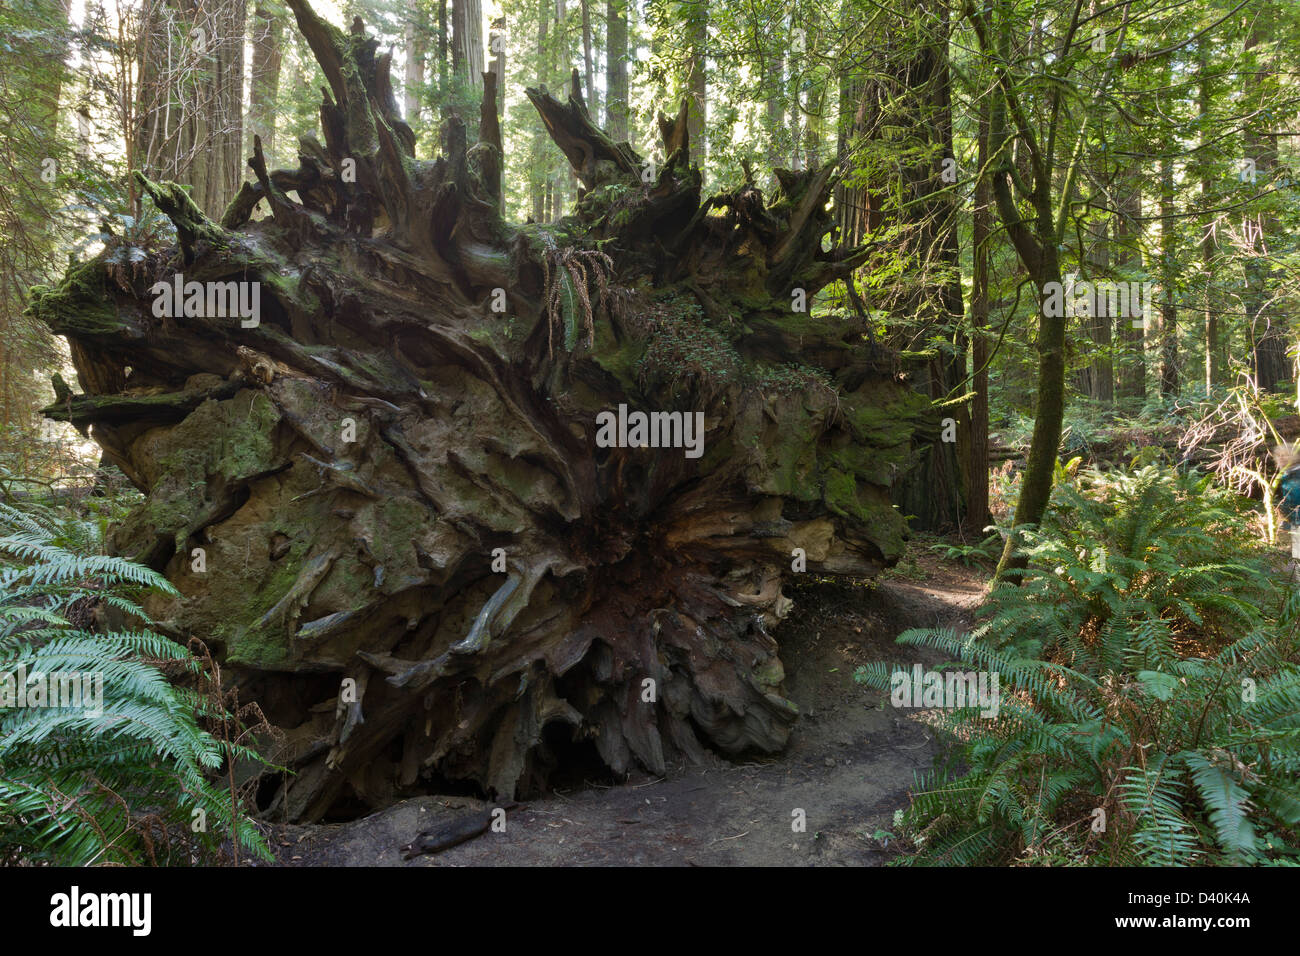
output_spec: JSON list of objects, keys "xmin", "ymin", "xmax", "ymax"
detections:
[{"xmin": 30, "ymin": 0, "xmax": 938, "ymax": 822}]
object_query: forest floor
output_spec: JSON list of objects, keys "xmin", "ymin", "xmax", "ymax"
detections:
[{"xmin": 269, "ymin": 542, "xmax": 987, "ymax": 867}]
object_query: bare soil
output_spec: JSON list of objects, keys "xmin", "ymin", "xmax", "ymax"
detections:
[{"xmin": 271, "ymin": 545, "xmax": 986, "ymax": 866}]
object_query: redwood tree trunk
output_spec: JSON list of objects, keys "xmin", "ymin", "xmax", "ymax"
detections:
[
  {"xmin": 1075, "ymin": 219, "xmax": 1113, "ymax": 403},
  {"xmin": 1159, "ymin": 143, "xmax": 1178, "ymax": 396},
  {"xmin": 1243, "ymin": 8, "xmax": 1285, "ymax": 392},
  {"xmin": 967, "ymin": 103, "xmax": 992, "ymax": 533},
  {"xmin": 685, "ymin": 0, "xmax": 707, "ymax": 168},
  {"xmin": 404, "ymin": 14, "xmax": 428, "ymax": 126},
  {"xmin": 838, "ymin": 3, "xmax": 963, "ymax": 530},
  {"xmin": 452, "ymin": 0, "xmax": 484, "ymax": 94},
  {"xmin": 32, "ymin": 0, "xmax": 934, "ymax": 822},
  {"xmin": 249, "ymin": 4, "xmax": 285, "ymax": 165},
  {"xmin": 605, "ymin": 0, "xmax": 628, "ymax": 141},
  {"xmin": 1115, "ymin": 178, "xmax": 1146, "ymax": 403},
  {"xmin": 136, "ymin": 0, "xmax": 247, "ymax": 218},
  {"xmin": 1199, "ymin": 49, "xmax": 1224, "ymax": 390}
]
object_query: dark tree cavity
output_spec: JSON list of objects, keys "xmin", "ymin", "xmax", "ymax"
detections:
[{"xmin": 30, "ymin": 0, "xmax": 937, "ymax": 821}]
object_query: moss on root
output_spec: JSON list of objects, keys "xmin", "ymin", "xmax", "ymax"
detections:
[{"xmin": 27, "ymin": 258, "xmax": 123, "ymax": 337}]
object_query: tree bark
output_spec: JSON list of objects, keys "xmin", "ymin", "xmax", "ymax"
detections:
[
  {"xmin": 1199, "ymin": 46, "xmax": 1224, "ymax": 390},
  {"xmin": 0, "ymin": 0, "xmax": 72, "ymax": 436},
  {"xmin": 438, "ymin": 0, "xmax": 449, "ymax": 113},
  {"xmin": 967, "ymin": 101, "xmax": 992, "ymax": 533},
  {"xmin": 980, "ymin": 9, "xmax": 1069, "ymax": 581},
  {"xmin": 766, "ymin": 28, "xmax": 786, "ymax": 175},
  {"xmin": 580, "ymin": 0, "xmax": 596, "ymax": 115},
  {"xmin": 605, "ymin": 0, "xmax": 628, "ymax": 142},
  {"xmin": 1075, "ymin": 218, "xmax": 1114, "ymax": 403},
  {"xmin": 404, "ymin": 15, "xmax": 428, "ymax": 126},
  {"xmin": 1243, "ymin": 12, "xmax": 1284, "ymax": 392},
  {"xmin": 531, "ymin": 0, "xmax": 550, "ymax": 221},
  {"xmin": 1115, "ymin": 178, "xmax": 1145, "ymax": 403},
  {"xmin": 839, "ymin": 3, "xmax": 963, "ymax": 530},
  {"xmin": 32, "ymin": 0, "xmax": 935, "ymax": 823},
  {"xmin": 1159, "ymin": 138, "xmax": 1177, "ymax": 396},
  {"xmin": 685, "ymin": 0, "xmax": 707, "ymax": 168},
  {"xmin": 452, "ymin": 0, "xmax": 484, "ymax": 92},
  {"xmin": 490, "ymin": 15, "xmax": 506, "ymax": 119},
  {"xmin": 250, "ymin": 4, "xmax": 285, "ymax": 166},
  {"xmin": 136, "ymin": 0, "xmax": 247, "ymax": 218},
  {"xmin": 551, "ymin": 0, "xmax": 569, "ymax": 218},
  {"xmin": 796, "ymin": 9, "xmax": 825, "ymax": 170}
]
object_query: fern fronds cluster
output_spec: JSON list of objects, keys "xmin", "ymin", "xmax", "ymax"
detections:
[
  {"xmin": 0, "ymin": 501, "xmax": 271, "ymax": 865},
  {"xmin": 988, "ymin": 465, "xmax": 1267, "ymax": 665},
  {"xmin": 857, "ymin": 466, "xmax": 1300, "ymax": 866}
]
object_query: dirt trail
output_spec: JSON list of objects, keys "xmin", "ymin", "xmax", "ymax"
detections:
[{"xmin": 273, "ymin": 547, "xmax": 986, "ymax": 866}]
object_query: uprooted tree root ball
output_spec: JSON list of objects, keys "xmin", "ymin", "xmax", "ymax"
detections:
[{"xmin": 29, "ymin": 0, "xmax": 938, "ymax": 822}]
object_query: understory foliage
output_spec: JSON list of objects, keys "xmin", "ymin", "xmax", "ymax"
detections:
[
  {"xmin": 0, "ymin": 501, "xmax": 270, "ymax": 865},
  {"xmin": 856, "ymin": 466, "xmax": 1300, "ymax": 865}
]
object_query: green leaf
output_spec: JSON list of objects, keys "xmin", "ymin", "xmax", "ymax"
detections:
[{"xmin": 1137, "ymin": 670, "xmax": 1180, "ymax": 701}]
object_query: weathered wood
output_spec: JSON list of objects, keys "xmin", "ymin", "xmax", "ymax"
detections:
[
  {"xmin": 41, "ymin": 379, "xmax": 243, "ymax": 426},
  {"xmin": 400, "ymin": 803, "xmax": 517, "ymax": 859},
  {"xmin": 28, "ymin": 0, "xmax": 938, "ymax": 822}
]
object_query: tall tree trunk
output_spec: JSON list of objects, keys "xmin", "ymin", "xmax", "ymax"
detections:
[
  {"xmin": 490, "ymin": 16, "xmax": 506, "ymax": 118},
  {"xmin": 1243, "ymin": 12, "xmax": 1284, "ymax": 391},
  {"xmin": 967, "ymin": 101, "xmax": 993, "ymax": 533},
  {"xmin": 551, "ymin": 0, "xmax": 570, "ymax": 218},
  {"xmin": 797, "ymin": 10, "xmax": 825, "ymax": 170},
  {"xmin": 1115, "ymin": 177, "xmax": 1145, "ymax": 403},
  {"xmin": 766, "ymin": 33, "xmax": 785, "ymax": 174},
  {"xmin": 404, "ymin": 15, "xmax": 428, "ymax": 126},
  {"xmin": 930, "ymin": 5, "xmax": 966, "ymax": 528},
  {"xmin": 605, "ymin": 0, "xmax": 628, "ymax": 141},
  {"xmin": 842, "ymin": 3, "xmax": 963, "ymax": 529},
  {"xmin": 985, "ymin": 12, "xmax": 1069, "ymax": 580},
  {"xmin": 438, "ymin": 0, "xmax": 449, "ymax": 114},
  {"xmin": 452, "ymin": 0, "xmax": 484, "ymax": 92},
  {"xmin": 1075, "ymin": 218, "xmax": 1114, "ymax": 402},
  {"xmin": 250, "ymin": 4, "xmax": 285, "ymax": 165},
  {"xmin": 189, "ymin": 0, "xmax": 246, "ymax": 217},
  {"xmin": 832, "ymin": 0, "xmax": 885, "ymax": 263},
  {"xmin": 530, "ymin": 0, "xmax": 550, "ymax": 221},
  {"xmin": 833, "ymin": 1, "xmax": 859, "ymax": 247},
  {"xmin": 0, "ymin": 0, "xmax": 72, "ymax": 438},
  {"xmin": 786, "ymin": 29, "xmax": 802, "ymax": 173},
  {"xmin": 580, "ymin": 0, "xmax": 595, "ymax": 114},
  {"xmin": 1199, "ymin": 46, "xmax": 1224, "ymax": 390},
  {"xmin": 685, "ymin": 0, "xmax": 707, "ymax": 168},
  {"xmin": 1159, "ymin": 136, "xmax": 1178, "ymax": 396},
  {"xmin": 136, "ymin": 0, "xmax": 248, "ymax": 218},
  {"xmin": 31, "ymin": 0, "xmax": 73, "ymax": 134}
]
